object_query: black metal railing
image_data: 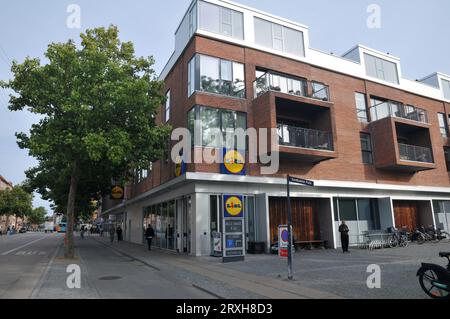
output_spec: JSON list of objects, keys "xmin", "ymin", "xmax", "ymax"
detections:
[
  {"xmin": 369, "ymin": 99, "xmax": 429, "ymax": 124},
  {"xmin": 253, "ymin": 71, "xmax": 330, "ymax": 102},
  {"xmin": 277, "ymin": 124, "xmax": 333, "ymax": 151},
  {"xmin": 398, "ymin": 143, "xmax": 433, "ymax": 163}
]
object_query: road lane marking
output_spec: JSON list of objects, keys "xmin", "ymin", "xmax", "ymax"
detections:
[
  {"xmin": 30, "ymin": 240, "xmax": 62, "ymax": 299},
  {"xmin": 0, "ymin": 236, "xmax": 49, "ymax": 256}
]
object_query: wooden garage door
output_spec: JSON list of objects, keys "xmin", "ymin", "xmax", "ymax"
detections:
[
  {"xmin": 269, "ymin": 197, "xmax": 319, "ymax": 244},
  {"xmin": 393, "ymin": 201, "xmax": 419, "ymax": 232}
]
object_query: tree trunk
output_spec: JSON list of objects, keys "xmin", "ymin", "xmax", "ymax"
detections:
[{"xmin": 65, "ymin": 159, "xmax": 80, "ymax": 259}]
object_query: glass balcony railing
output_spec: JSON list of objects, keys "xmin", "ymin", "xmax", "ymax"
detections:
[
  {"xmin": 277, "ymin": 124, "xmax": 333, "ymax": 151},
  {"xmin": 398, "ymin": 143, "xmax": 433, "ymax": 163},
  {"xmin": 369, "ymin": 99, "xmax": 429, "ymax": 124},
  {"xmin": 253, "ymin": 71, "xmax": 330, "ymax": 102}
]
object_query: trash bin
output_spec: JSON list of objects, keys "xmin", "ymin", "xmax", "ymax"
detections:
[{"xmin": 248, "ymin": 241, "xmax": 266, "ymax": 254}]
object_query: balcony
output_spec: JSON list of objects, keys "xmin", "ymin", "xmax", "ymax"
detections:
[
  {"xmin": 278, "ymin": 125, "xmax": 333, "ymax": 151},
  {"xmin": 398, "ymin": 143, "xmax": 433, "ymax": 163},
  {"xmin": 369, "ymin": 98, "xmax": 429, "ymax": 124},
  {"xmin": 369, "ymin": 117, "xmax": 435, "ymax": 172},
  {"xmin": 253, "ymin": 71, "xmax": 330, "ymax": 102},
  {"xmin": 277, "ymin": 124, "xmax": 336, "ymax": 162}
]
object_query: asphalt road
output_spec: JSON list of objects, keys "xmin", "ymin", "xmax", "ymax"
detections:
[
  {"xmin": 0, "ymin": 232, "xmax": 62, "ymax": 299},
  {"xmin": 0, "ymin": 232, "xmax": 212, "ymax": 299}
]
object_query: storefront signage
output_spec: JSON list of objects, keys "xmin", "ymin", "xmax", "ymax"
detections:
[
  {"xmin": 221, "ymin": 149, "xmax": 246, "ymax": 176},
  {"xmin": 222, "ymin": 194, "xmax": 245, "ymax": 263},
  {"xmin": 223, "ymin": 195, "xmax": 244, "ymax": 218},
  {"xmin": 110, "ymin": 185, "xmax": 124, "ymax": 200}
]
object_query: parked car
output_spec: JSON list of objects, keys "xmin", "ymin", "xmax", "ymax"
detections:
[{"xmin": 19, "ymin": 228, "xmax": 27, "ymax": 233}]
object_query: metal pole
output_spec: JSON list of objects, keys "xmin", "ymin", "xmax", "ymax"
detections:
[{"xmin": 287, "ymin": 175, "xmax": 293, "ymax": 280}]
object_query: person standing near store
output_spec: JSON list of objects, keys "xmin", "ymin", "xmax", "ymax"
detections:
[
  {"xmin": 145, "ymin": 225, "xmax": 155, "ymax": 251},
  {"xmin": 109, "ymin": 226, "xmax": 115, "ymax": 244},
  {"xmin": 116, "ymin": 225, "xmax": 123, "ymax": 242},
  {"xmin": 339, "ymin": 220, "xmax": 350, "ymax": 253}
]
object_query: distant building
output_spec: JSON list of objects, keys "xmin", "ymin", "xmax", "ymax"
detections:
[{"xmin": 0, "ymin": 175, "xmax": 26, "ymax": 231}]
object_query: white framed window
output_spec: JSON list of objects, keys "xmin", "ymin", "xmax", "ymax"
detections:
[
  {"xmin": 254, "ymin": 17, "xmax": 305, "ymax": 57},
  {"xmin": 198, "ymin": 1, "xmax": 243, "ymax": 40},
  {"xmin": 165, "ymin": 90, "xmax": 171, "ymax": 122},
  {"xmin": 442, "ymin": 79, "xmax": 450, "ymax": 100},
  {"xmin": 364, "ymin": 53, "xmax": 399, "ymax": 84}
]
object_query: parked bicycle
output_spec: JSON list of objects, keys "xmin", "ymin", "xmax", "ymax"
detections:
[
  {"xmin": 417, "ymin": 252, "xmax": 450, "ymax": 299},
  {"xmin": 388, "ymin": 228, "xmax": 409, "ymax": 248}
]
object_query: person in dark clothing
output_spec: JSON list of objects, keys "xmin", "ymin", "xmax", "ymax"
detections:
[
  {"xmin": 339, "ymin": 221, "xmax": 350, "ymax": 253},
  {"xmin": 116, "ymin": 226, "xmax": 123, "ymax": 242},
  {"xmin": 145, "ymin": 225, "xmax": 155, "ymax": 251}
]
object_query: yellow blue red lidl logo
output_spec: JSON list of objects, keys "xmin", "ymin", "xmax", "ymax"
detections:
[
  {"xmin": 224, "ymin": 195, "xmax": 244, "ymax": 218},
  {"xmin": 111, "ymin": 186, "xmax": 124, "ymax": 200},
  {"xmin": 222, "ymin": 149, "xmax": 246, "ymax": 175}
]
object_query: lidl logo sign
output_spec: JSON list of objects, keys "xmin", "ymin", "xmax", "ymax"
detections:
[
  {"xmin": 224, "ymin": 195, "xmax": 244, "ymax": 218},
  {"xmin": 221, "ymin": 149, "xmax": 246, "ymax": 175},
  {"xmin": 111, "ymin": 186, "xmax": 124, "ymax": 200}
]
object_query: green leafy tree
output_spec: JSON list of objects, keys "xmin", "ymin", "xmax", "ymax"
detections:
[
  {"xmin": 0, "ymin": 185, "xmax": 33, "ymax": 228},
  {"xmin": 28, "ymin": 206, "xmax": 47, "ymax": 226},
  {"xmin": 2, "ymin": 26, "xmax": 171, "ymax": 258}
]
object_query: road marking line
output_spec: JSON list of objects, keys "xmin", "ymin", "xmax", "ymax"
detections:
[
  {"xmin": 30, "ymin": 240, "xmax": 62, "ymax": 299},
  {"xmin": 0, "ymin": 236, "xmax": 49, "ymax": 256}
]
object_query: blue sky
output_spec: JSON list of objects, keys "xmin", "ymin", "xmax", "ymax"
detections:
[{"xmin": 0, "ymin": 0, "xmax": 449, "ymax": 214}]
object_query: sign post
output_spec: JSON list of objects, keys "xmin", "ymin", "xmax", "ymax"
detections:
[
  {"xmin": 286, "ymin": 175, "xmax": 315, "ymax": 280},
  {"xmin": 222, "ymin": 195, "xmax": 245, "ymax": 263}
]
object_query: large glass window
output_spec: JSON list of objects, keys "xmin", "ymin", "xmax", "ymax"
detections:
[
  {"xmin": 360, "ymin": 133, "xmax": 373, "ymax": 164},
  {"xmin": 442, "ymin": 79, "xmax": 450, "ymax": 100},
  {"xmin": 433, "ymin": 200, "xmax": 450, "ymax": 233},
  {"xmin": 188, "ymin": 54, "xmax": 245, "ymax": 98},
  {"xmin": 364, "ymin": 53, "xmax": 399, "ymax": 84},
  {"xmin": 444, "ymin": 147, "xmax": 450, "ymax": 172},
  {"xmin": 198, "ymin": 1, "xmax": 243, "ymax": 40},
  {"xmin": 355, "ymin": 92, "xmax": 368, "ymax": 122},
  {"xmin": 438, "ymin": 113, "xmax": 449, "ymax": 138},
  {"xmin": 254, "ymin": 17, "xmax": 305, "ymax": 57},
  {"xmin": 188, "ymin": 105, "xmax": 247, "ymax": 148}
]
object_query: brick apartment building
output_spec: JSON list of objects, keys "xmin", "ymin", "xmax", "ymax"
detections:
[{"xmin": 102, "ymin": 0, "xmax": 450, "ymax": 256}]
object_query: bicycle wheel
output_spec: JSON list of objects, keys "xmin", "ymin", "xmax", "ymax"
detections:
[
  {"xmin": 388, "ymin": 237, "xmax": 397, "ymax": 248},
  {"xmin": 418, "ymin": 269, "xmax": 450, "ymax": 299},
  {"xmin": 400, "ymin": 236, "xmax": 409, "ymax": 247},
  {"xmin": 417, "ymin": 234, "xmax": 425, "ymax": 245},
  {"xmin": 441, "ymin": 231, "xmax": 450, "ymax": 243}
]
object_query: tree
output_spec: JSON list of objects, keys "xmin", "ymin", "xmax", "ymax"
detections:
[
  {"xmin": 28, "ymin": 206, "xmax": 47, "ymax": 226},
  {"xmin": 2, "ymin": 26, "xmax": 171, "ymax": 258},
  {"xmin": 0, "ymin": 185, "xmax": 33, "ymax": 228}
]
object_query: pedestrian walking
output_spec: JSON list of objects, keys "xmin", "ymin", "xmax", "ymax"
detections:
[
  {"xmin": 145, "ymin": 225, "xmax": 155, "ymax": 251},
  {"xmin": 339, "ymin": 220, "xmax": 350, "ymax": 253},
  {"xmin": 116, "ymin": 225, "xmax": 123, "ymax": 242},
  {"xmin": 109, "ymin": 226, "xmax": 115, "ymax": 243},
  {"xmin": 80, "ymin": 226, "xmax": 85, "ymax": 239}
]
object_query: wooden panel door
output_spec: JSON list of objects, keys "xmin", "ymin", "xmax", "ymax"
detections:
[
  {"xmin": 269, "ymin": 197, "xmax": 318, "ymax": 244},
  {"xmin": 393, "ymin": 201, "xmax": 419, "ymax": 232}
]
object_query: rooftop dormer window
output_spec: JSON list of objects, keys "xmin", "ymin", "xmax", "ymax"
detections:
[
  {"xmin": 254, "ymin": 17, "xmax": 305, "ymax": 57},
  {"xmin": 442, "ymin": 79, "xmax": 450, "ymax": 100},
  {"xmin": 198, "ymin": 1, "xmax": 244, "ymax": 40},
  {"xmin": 364, "ymin": 53, "xmax": 399, "ymax": 84}
]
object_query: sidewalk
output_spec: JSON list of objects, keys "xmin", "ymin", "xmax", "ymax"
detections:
[{"xmin": 92, "ymin": 236, "xmax": 342, "ymax": 299}]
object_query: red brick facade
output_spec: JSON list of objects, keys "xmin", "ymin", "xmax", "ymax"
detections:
[{"xmin": 126, "ymin": 35, "xmax": 450, "ymax": 199}]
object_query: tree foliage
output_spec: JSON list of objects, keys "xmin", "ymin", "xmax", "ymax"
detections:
[
  {"xmin": 28, "ymin": 206, "xmax": 47, "ymax": 225},
  {"xmin": 2, "ymin": 25, "xmax": 171, "ymax": 258},
  {"xmin": 0, "ymin": 185, "xmax": 33, "ymax": 219}
]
